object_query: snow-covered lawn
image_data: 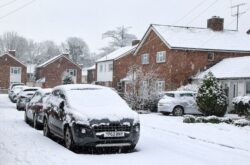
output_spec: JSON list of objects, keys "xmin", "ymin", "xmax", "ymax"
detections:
[{"xmin": 0, "ymin": 94, "xmax": 249, "ymax": 165}]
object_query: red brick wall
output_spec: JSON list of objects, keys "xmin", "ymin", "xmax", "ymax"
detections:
[
  {"xmin": 135, "ymin": 30, "xmax": 250, "ymax": 90},
  {"xmin": 113, "ymin": 53, "xmax": 134, "ymax": 90},
  {"xmin": 36, "ymin": 56, "xmax": 81, "ymax": 88},
  {"xmin": 0, "ymin": 54, "xmax": 27, "ymax": 89}
]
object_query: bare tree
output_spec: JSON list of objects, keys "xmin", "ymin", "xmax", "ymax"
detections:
[{"xmin": 124, "ymin": 64, "xmax": 159, "ymax": 111}]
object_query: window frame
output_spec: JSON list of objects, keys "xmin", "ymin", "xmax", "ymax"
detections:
[
  {"xmin": 156, "ymin": 51, "xmax": 166, "ymax": 63},
  {"xmin": 66, "ymin": 69, "xmax": 76, "ymax": 76},
  {"xmin": 208, "ymin": 52, "xmax": 215, "ymax": 61},
  {"xmin": 156, "ymin": 80, "xmax": 165, "ymax": 92},
  {"xmin": 246, "ymin": 82, "xmax": 250, "ymax": 94},
  {"xmin": 141, "ymin": 53, "xmax": 149, "ymax": 64}
]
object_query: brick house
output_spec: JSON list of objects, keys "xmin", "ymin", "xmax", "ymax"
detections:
[
  {"xmin": 0, "ymin": 51, "xmax": 27, "ymax": 90},
  {"xmin": 133, "ymin": 16, "xmax": 250, "ymax": 92},
  {"xmin": 95, "ymin": 44, "xmax": 137, "ymax": 90},
  {"xmin": 35, "ymin": 54, "xmax": 81, "ymax": 88}
]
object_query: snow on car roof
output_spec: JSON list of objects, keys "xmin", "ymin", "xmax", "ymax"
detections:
[
  {"xmin": 150, "ymin": 24, "xmax": 250, "ymax": 52},
  {"xmin": 194, "ymin": 56, "xmax": 250, "ymax": 79},
  {"xmin": 164, "ymin": 91, "xmax": 196, "ymax": 94},
  {"xmin": 54, "ymin": 84, "xmax": 106, "ymax": 91},
  {"xmin": 37, "ymin": 88, "xmax": 52, "ymax": 95}
]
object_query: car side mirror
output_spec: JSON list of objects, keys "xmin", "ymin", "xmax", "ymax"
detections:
[{"xmin": 59, "ymin": 101, "xmax": 65, "ymax": 111}]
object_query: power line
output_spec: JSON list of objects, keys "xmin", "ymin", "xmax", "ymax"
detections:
[
  {"xmin": 186, "ymin": 0, "xmax": 219, "ymax": 26},
  {"xmin": 0, "ymin": 0, "xmax": 36, "ymax": 21},
  {"xmin": 173, "ymin": 0, "xmax": 207, "ymax": 25},
  {"xmin": 0, "ymin": 0, "xmax": 17, "ymax": 9},
  {"xmin": 231, "ymin": 3, "xmax": 247, "ymax": 31}
]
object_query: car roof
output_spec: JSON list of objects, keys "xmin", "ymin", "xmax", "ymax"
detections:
[
  {"xmin": 164, "ymin": 91, "xmax": 196, "ymax": 94},
  {"xmin": 22, "ymin": 87, "xmax": 41, "ymax": 91},
  {"xmin": 53, "ymin": 84, "xmax": 107, "ymax": 92}
]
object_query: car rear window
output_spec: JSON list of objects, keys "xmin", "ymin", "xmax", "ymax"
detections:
[
  {"xmin": 24, "ymin": 89, "xmax": 38, "ymax": 92},
  {"xmin": 165, "ymin": 93, "xmax": 175, "ymax": 98},
  {"xmin": 180, "ymin": 93, "xmax": 194, "ymax": 97}
]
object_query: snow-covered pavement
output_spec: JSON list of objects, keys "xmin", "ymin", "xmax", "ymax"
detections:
[{"xmin": 0, "ymin": 94, "xmax": 250, "ymax": 165}]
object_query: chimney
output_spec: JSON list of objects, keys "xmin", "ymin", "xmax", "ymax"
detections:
[
  {"xmin": 8, "ymin": 50, "xmax": 16, "ymax": 57},
  {"xmin": 63, "ymin": 53, "xmax": 70, "ymax": 59},
  {"xmin": 132, "ymin": 40, "xmax": 140, "ymax": 46},
  {"xmin": 247, "ymin": 29, "xmax": 250, "ymax": 35},
  {"xmin": 207, "ymin": 16, "xmax": 224, "ymax": 31}
]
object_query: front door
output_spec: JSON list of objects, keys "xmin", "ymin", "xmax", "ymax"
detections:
[{"xmin": 10, "ymin": 67, "xmax": 22, "ymax": 84}]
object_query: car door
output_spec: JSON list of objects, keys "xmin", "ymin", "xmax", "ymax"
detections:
[
  {"xmin": 180, "ymin": 93, "xmax": 199, "ymax": 114},
  {"xmin": 27, "ymin": 93, "xmax": 39, "ymax": 119}
]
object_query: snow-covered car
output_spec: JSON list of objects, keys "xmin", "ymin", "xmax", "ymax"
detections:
[
  {"xmin": 16, "ymin": 87, "xmax": 41, "ymax": 111},
  {"xmin": 9, "ymin": 84, "xmax": 26, "ymax": 103},
  {"xmin": 158, "ymin": 91, "xmax": 202, "ymax": 116},
  {"xmin": 25, "ymin": 88, "xmax": 52, "ymax": 129},
  {"xmin": 43, "ymin": 84, "xmax": 140, "ymax": 151}
]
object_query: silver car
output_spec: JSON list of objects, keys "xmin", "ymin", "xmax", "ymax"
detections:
[{"xmin": 158, "ymin": 91, "xmax": 202, "ymax": 116}]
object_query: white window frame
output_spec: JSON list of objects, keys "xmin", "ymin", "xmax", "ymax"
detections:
[
  {"xmin": 156, "ymin": 51, "xmax": 166, "ymax": 63},
  {"xmin": 141, "ymin": 53, "xmax": 149, "ymax": 64},
  {"xmin": 99, "ymin": 64, "xmax": 103, "ymax": 72},
  {"xmin": 108, "ymin": 63, "xmax": 113, "ymax": 72},
  {"xmin": 10, "ymin": 67, "xmax": 21, "ymax": 75},
  {"xmin": 208, "ymin": 52, "xmax": 215, "ymax": 61},
  {"xmin": 156, "ymin": 80, "xmax": 165, "ymax": 92}
]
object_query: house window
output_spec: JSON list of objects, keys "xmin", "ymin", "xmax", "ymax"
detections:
[
  {"xmin": 208, "ymin": 52, "xmax": 215, "ymax": 61},
  {"xmin": 246, "ymin": 82, "xmax": 250, "ymax": 94},
  {"xmin": 99, "ymin": 64, "xmax": 103, "ymax": 72},
  {"xmin": 66, "ymin": 69, "xmax": 76, "ymax": 76},
  {"xmin": 141, "ymin": 53, "xmax": 149, "ymax": 64},
  {"xmin": 156, "ymin": 81, "xmax": 165, "ymax": 92},
  {"xmin": 156, "ymin": 51, "xmax": 166, "ymax": 63},
  {"xmin": 104, "ymin": 64, "xmax": 106, "ymax": 72},
  {"xmin": 10, "ymin": 67, "xmax": 21, "ymax": 74},
  {"xmin": 108, "ymin": 64, "xmax": 113, "ymax": 72}
]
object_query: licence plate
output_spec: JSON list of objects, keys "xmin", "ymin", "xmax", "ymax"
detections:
[{"xmin": 104, "ymin": 131, "xmax": 125, "ymax": 137}]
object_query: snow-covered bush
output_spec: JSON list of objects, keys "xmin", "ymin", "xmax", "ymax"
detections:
[
  {"xmin": 233, "ymin": 119, "xmax": 250, "ymax": 127},
  {"xmin": 196, "ymin": 72, "xmax": 228, "ymax": 117},
  {"xmin": 232, "ymin": 96, "xmax": 250, "ymax": 116},
  {"xmin": 183, "ymin": 115, "xmax": 196, "ymax": 123},
  {"xmin": 177, "ymin": 84, "xmax": 198, "ymax": 92}
]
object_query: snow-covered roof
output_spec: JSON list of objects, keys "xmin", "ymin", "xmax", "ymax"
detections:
[
  {"xmin": 86, "ymin": 65, "xmax": 96, "ymax": 70},
  {"xmin": 194, "ymin": 56, "xmax": 250, "ymax": 79},
  {"xmin": 37, "ymin": 54, "xmax": 80, "ymax": 68},
  {"xmin": 81, "ymin": 69, "xmax": 87, "ymax": 76},
  {"xmin": 96, "ymin": 45, "xmax": 137, "ymax": 62},
  {"xmin": 26, "ymin": 64, "xmax": 36, "ymax": 74},
  {"xmin": 0, "ymin": 53, "xmax": 26, "ymax": 67},
  {"xmin": 136, "ymin": 24, "xmax": 250, "ymax": 53}
]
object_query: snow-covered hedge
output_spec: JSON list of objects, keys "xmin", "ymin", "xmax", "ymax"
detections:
[
  {"xmin": 232, "ymin": 96, "xmax": 250, "ymax": 116},
  {"xmin": 177, "ymin": 84, "xmax": 198, "ymax": 92},
  {"xmin": 183, "ymin": 115, "xmax": 250, "ymax": 127}
]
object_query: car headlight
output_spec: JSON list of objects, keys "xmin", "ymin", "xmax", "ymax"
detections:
[{"xmin": 135, "ymin": 125, "xmax": 140, "ymax": 132}]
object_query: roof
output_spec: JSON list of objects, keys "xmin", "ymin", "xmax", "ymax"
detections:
[
  {"xmin": 135, "ymin": 24, "xmax": 250, "ymax": 54},
  {"xmin": 0, "ymin": 53, "xmax": 26, "ymax": 67},
  {"xmin": 194, "ymin": 56, "xmax": 250, "ymax": 79},
  {"xmin": 37, "ymin": 54, "xmax": 80, "ymax": 69},
  {"xmin": 96, "ymin": 45, "xmax": 137, "ymax": 62},
  {"xmin": 86, "ymin": 65, "xmax": 96, "ymax": 70}
]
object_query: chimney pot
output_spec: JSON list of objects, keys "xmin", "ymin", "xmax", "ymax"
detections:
[
  {"xmin": 207, "ymin": 16, "xmax": 224, "ymax": 31},
  {"xmin": 8, "ymin": 50, "xmax": 16, "ymax": 57},
  {"xmin": 132, "ymin": 40, "xmax": 140, "ymax": 46}
]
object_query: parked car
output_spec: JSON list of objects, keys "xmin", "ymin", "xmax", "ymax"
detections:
[
  {"xmin": 9, "ymin": 84, "xmax": 26, "ymax": 103},
  {"xmin": 158, "ymin": 91, "xmax": 202, "ymax": 116},
  {"xmin": 16, "ymin": 87, "xmax": 41, "ymax": 111},
  {"xmin": 25, "ymin": 88, "xmax": 52, "ymax": 129},
  {"xmin": 43, "ymin": 84, "xmax": 140, "ymax": 151}
]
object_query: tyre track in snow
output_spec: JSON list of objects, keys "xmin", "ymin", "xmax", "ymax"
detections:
[{"xmin": 143, "ymin": 124, "xmax": 250, "ymax": 152}]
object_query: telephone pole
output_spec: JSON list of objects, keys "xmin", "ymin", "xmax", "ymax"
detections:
[{"xmin": 231, "ymin": 3, "xmax": 246, "ymax": 31}]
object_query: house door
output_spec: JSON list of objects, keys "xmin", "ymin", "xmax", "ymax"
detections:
[{"xmin": 10, "ymin": 67, "xmax": 22, "ymax": 84}]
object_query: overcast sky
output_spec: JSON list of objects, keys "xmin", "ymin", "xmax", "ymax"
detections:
[{"xmin": 0, "ymin": 0, "xmax": 249, "ymax": 53}]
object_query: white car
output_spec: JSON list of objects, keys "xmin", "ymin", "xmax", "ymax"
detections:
[{"xmin": 158, "ymin": 91, "xmax": 202, "ymax": 116}]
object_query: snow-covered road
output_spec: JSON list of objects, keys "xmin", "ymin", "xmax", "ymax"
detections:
[{"xmin": 0, "ymin": 94, "xmax": 250, "ymax": 165}]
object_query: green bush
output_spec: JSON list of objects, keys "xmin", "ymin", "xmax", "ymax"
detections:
[
  {"xmin": 183, "ymin": 115, "xmax": 196, "ymax": 123},
  {"xmin": 232, "ymin": 96, "xmax": 250, "ymax": 117},
  {"xmin": 196, "ymin": 72, "xmax": 228, "ymax": 117}
]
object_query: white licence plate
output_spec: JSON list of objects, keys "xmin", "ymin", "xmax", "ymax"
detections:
[{"xmin": 104, "ymin": 131, "xmax": 125, "ymax": 137}]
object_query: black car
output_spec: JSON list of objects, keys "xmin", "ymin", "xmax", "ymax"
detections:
[
  {"xmin": 25, "ymin": 88, "xmax": 52, "ymax": 129},
  {"xmin": 43, "ymin": 84, "xmax": 140, "ymax": 151}
]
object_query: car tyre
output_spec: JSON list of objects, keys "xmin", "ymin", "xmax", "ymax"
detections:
[
  {"xmin": 161, "ymin": 112, "xmax": 170, "ymax": 116},
  {"xmin": 24, "ymin": 110, "xmax": 28, "ymax": 124},
  {"xmin": 43, "ymin": 118, "xmax": 51, "ymax": 138},
  {"xmin": 33, "ymin": 113, "xmax": 39, "ymax": 130},
  {"xmin": 64, "ymin": 126, "xmax": 75, "ymax": 151},
  {"xmin": 173, "ymin": 106, "xmax": 184, "ymax": 116}
]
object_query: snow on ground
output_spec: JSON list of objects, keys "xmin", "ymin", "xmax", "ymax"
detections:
[{"xmin": 0, "ymin": 94, "xmax": 250, "ymax": 165}]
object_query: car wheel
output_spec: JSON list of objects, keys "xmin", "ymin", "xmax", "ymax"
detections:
[
  {"xmin": 33, "ymin": 113, "xmax": 39, "ymax": 129},
  {"xmin": 64, "ymin": 126, "xmax": 75, "ymax": 151},
  {"xmin": 173, "ymin": 106, "xmax": 184, "ymax": 116},
  {"xmin": 16, "ymin": 105, "xmax": 20, "ymax": 111},
  {"xmin": 161, "ymin": 112, "xmax": 170, "ymax": 116},
  {"xmin": 24, "ymin": 110, "xmax": 28, "ymax": 124},
  {"xmin": 43, "ymin": 118, "xmax": 51, "ymax": 138}
]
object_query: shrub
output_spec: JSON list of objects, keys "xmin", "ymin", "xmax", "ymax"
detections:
[
  {"xmin": 234, "ymin": 119, "xmax": 250, "ymax": 127},
  {"xmin": 196, "ymin": 72, "xmax": 228, "ymax": 117},
  {"xmin": 232, "ymin": 96, "xmax": 250, "ymax": 117},
  {"xmin": 183, "ymin": 115, "xmax": 196, "ymax": 123}
]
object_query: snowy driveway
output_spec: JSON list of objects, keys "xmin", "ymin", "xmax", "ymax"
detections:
[{"xmin": 0, "ymin": 94, "xmax": 250, "ymax": 165}]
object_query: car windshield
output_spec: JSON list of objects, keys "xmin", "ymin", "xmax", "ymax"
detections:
[
  {"xmin": 66, "ymin": 88, "xmax": 128, "ymax": 110},
  {"xmin": 165, "ymin": 93, "xmax": 175, "ymax": 98},
  {"xmin": 179, "ymin": 93, "xmax": 194, "ymax": 97},
  {"xmin": 24, "ymin": 89, "xmax": 38, "ymax": 92}
]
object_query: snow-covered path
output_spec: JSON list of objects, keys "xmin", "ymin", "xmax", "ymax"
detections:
[{"xmin": 0, "ymin": 94, "xmax": 250, "ymax": 165}]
